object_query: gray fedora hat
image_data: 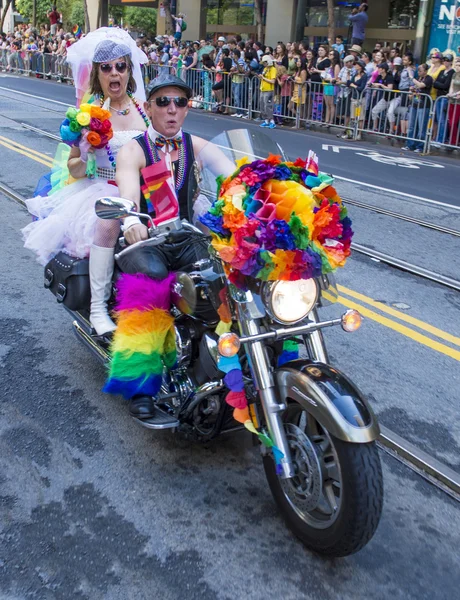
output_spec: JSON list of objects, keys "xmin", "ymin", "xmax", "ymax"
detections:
[{"xmin": 146, "ymin": 74, "xmax": 193, "ymax": 100}]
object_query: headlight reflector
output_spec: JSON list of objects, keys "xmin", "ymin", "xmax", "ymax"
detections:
[{"xmin": 266, "ymin": 279, "xmax": 318, "ymax": 324}]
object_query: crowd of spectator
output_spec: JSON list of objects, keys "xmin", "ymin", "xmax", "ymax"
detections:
[
  {"xmin": 139, "ymin": 33, "xmax": 459, "ymax": 149},
  {"xmin": 0, "ymin": 19, "xmax": 77, "ymax": 82},
  {"xmin": 1, "ymin": 10, "xmax": 459, "ymax": 150}
]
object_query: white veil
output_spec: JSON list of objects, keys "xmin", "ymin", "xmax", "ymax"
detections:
[{"xmin": 66, "ymin": 27, "xmax": 148, "ymax": 105}]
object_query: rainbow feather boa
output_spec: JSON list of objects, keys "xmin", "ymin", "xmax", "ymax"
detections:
[
  {"xmin": 104, "ymin": 273, "xmax": 176, "ymax": 399},
  {"xmin": 199, "ymin": 151, "xmax": 353, "ymax": 289}
]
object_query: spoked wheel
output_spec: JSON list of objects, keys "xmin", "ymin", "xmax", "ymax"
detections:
[{"xmin": 263, "ymin": 403, "xmax": 383, "ymax": 557}]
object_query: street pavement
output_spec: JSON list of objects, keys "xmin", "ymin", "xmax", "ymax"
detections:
[{"xmin": 0, "ymin": 75, "xmax": 459, "ymax": 599}]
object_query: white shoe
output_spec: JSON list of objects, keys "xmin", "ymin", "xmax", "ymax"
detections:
[
  {"xmin": 231, "ymin": 113, "xmax": 239, "ymax": 117},
  {"xmin": 89, "ymin": 245, "xmax": 117, "ymax": 336}
]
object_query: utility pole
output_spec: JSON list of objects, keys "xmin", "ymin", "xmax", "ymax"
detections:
[
  {"xmin": 32, "ymin": 0, "xmax": 36, "ymax": 28},
  {"xmin": 100, "ymin": 0, "xmax": 109, "ymax": 27},
  {"xmin": 294, "ymin": 0, "xmax": 307, "ymax": 43},
  {"xmin": 413, "ymin": 0, "xmax": 435, "ymax": 63}
]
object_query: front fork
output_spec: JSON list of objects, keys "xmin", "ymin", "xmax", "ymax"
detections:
[{"xmin": 239, "ymin": 316, "xmax": 295, "ymax": 479}]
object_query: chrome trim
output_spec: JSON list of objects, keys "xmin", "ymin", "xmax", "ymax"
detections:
[
  {"xmin": 238, "ymin": 309, "xmax": 295, "ymax": 479},
  {"xmin": 275, "ymin": 366, "xmax": 380, "ymax": 443},
  {"xmin": 173, "ymin": 324, "xmax": 193, "ymax": 369},
  {"xmin": 239, "ymin": 316, "xmax": 343, "ymax": 344},
  {"xmin": 72, "ymin": 320, "xmax": 110, "ymax": 364},
  {"xmin": 304, "ymin": 309, "xmax": 329, "ymax": 363}
]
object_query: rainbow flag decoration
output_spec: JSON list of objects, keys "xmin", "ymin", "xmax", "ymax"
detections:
[
  {"xmin": 103, "ymin": 273, "xmax": 177, "ymax": 399},
  {"xmin": 140, "ymin": 155, "xmax": 179, "ymax": 225},
  {"xmin": 72, "ymin": 25, "xmax": 82, "ymax": 38}
]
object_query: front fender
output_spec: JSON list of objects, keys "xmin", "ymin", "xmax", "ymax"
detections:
[{"xmin": 275, "ymin": 360, "xmax": 380, "ymax": 443}]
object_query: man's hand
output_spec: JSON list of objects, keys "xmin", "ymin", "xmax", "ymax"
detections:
[{"xmin": 124, "ymin": 223, "xmax": 149, "ymax": 245}]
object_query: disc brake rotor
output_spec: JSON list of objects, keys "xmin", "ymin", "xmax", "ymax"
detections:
[{"xmin": 281, "ymin": 423, "xmax": 323, "ymax": 512}]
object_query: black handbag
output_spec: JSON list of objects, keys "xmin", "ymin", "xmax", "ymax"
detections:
[{"xmin": 44, "ymin": 252, "xmax": 90, "ymax": 311}]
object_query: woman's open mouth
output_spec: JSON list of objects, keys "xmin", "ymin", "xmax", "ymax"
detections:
[{"xmin": 109, "ymin": 81, "xmax": 121, "ymax": 92}]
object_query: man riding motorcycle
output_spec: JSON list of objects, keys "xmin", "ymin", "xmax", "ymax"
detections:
[{"xmin": 105, "ymin": 74, "xmax": 229, "ymax": 420}]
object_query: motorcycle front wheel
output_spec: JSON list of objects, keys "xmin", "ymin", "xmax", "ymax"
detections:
[{"xmin": 263, "ymin": 403, "xmax": 383, "ymax": 557}]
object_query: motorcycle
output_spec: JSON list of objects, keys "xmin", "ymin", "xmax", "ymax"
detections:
[{"xmin": 44, "ymin": 130, "xmax": 383, "ymax": 557}]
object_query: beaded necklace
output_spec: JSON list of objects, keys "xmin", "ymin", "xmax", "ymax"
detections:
[
  {"xmin": 144, "ymin": 129, "xmax": 188, "ymax": 192},
  {"xmin": 100, "ymin": 91, "xmax": 150, "ymax": 169}
]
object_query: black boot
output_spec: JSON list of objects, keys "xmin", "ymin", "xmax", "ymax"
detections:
[{"xmin": 129, "ymin": 395, "xmax": 155, "ymax": 419}]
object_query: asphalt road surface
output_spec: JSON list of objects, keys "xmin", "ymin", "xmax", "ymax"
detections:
[{"xmin": 0, "ymin": 74, "xmax": 459, "ymax": 599}]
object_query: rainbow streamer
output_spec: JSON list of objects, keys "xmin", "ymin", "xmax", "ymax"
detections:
[{"xmin": 103, "ymin": 273, "xmax": 176, "ymax": 399}]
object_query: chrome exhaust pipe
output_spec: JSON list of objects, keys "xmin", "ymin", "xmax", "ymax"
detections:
[{"xmin": 72, "ymin": 320, "xmax": 110, "ymax": 364}]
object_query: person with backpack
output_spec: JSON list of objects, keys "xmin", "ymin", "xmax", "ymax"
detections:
[{"xmin": 172, "ymin": 13, "xmax": 187, "ymax": 42}]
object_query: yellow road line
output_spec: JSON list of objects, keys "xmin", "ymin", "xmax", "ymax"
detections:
[
  {"xmin": 323, "ymin": 291, "xmax": 460, "ymax": 362},
  {"xmin": 338, "ymin": 284, "xmax": 460, "ymax": 348},
  {"xmin": 0, "ymin": 134, "xmax": 53, "ymax": 161},
  {"xmin": 0, "ymin": 139, "xmax": 52, "ymax": 167}
]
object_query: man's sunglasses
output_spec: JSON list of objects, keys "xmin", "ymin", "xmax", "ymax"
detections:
[
  {"xmin": 99, "ymin": 61, "xmax": 127, "ymax": 74},
  {"xmin": 153, "ymin": 96, "xmax": 189, "ymax": 108}
]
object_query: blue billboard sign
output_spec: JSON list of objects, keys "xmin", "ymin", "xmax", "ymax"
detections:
[{"xmin": 428, "ymin": 0, "xmax": 460, "ymax": 54}]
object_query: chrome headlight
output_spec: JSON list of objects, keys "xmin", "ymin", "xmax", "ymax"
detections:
[{"xmin": 263, "ymin": 279, "xmax": 319, "ymax": 324}]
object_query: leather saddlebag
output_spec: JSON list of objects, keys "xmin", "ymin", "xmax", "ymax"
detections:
[{"xmin": 44, "ymin": 252, "xmax": 90, "ymax": 311}]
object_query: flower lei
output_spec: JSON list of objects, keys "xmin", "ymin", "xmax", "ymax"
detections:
[
  {"xmin": 60, "ymin": 103, "xmax": 113, "ymax": 178},
  {"xmin": 202, "ymin": 151, "xmax": 353, "ymax": 471},
  {"xmin": 199, "ymin": 151, "xmax": 353, "ymax": 290}
]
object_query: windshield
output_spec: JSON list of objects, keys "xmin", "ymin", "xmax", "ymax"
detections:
[{"xmin": 195, "ymin": 129, "xmax": 287, "ymax": 206}]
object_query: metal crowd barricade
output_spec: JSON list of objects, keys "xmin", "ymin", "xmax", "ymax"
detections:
[
  {"xmin": 430, "ymin": 95, "xmax": 460, "ymax": 151},
  {"xmin": 356, "ymin": 87, "xmax": 434, "ymax": 152},
  {"xmin": 1, "ymin": 49, "xmax": 72, "ymax": 82}
]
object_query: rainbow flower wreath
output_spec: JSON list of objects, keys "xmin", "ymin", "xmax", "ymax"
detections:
[{"xmin": 199, "ymin": 151, "xmax": 353, "ymax": 467}]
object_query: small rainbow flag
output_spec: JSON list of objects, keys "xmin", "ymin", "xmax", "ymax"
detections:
[
  {"xmin": 72, "ymin": 25, "xmax": 82, "ymax": 38},
  {"xmin": 140, "ymin": 154, "xmax": 179, "ymax": 225}
]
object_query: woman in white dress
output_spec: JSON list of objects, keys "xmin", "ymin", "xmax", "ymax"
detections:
[{"xmin": 22, "ymin": 29, "xmax": 149, "ymax": 337}]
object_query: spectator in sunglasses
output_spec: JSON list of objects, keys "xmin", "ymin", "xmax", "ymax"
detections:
[
  {"xmin": 427, "ymin": 51, "xmax": 445, "ymax": 101},
  {"xmin": 432, "ymin": 54, "xmax": 455, "ymax": 145}
]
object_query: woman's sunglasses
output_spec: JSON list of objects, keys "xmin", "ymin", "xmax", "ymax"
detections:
[
  {"xmin": 154, "ymin": 96, "xmax": 189, "ymax": 108},
  {"xmin": 99, "ymin": 61, "xmax": 127, "ymax": 74}
]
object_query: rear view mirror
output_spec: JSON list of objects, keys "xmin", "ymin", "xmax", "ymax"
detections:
[{"xmin": 95, "ymin": 197, "xmax": 136, "ymax": 220}]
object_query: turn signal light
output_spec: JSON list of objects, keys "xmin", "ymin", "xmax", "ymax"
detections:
[
  {"xmin": 341, "ymin": 309, "xmax": 362, "ymax": 332},
  {"xmin": 218, "ymin": 333, "xmax": 241, "ymax": 357}
]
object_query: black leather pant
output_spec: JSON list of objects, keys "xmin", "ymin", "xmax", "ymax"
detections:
[{"xmin": 117, "ymin": 231, "xmax": 209, "ymax": 279}]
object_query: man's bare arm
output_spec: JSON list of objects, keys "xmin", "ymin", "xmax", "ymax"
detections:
[{"xmin": 115, "ymin": 141, "xmax": 148, "ymax": 244}]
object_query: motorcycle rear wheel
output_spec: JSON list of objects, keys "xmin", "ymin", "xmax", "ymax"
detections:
[{"xmin": 263, "ymin": 403, "xmax": 383, "ymax": 557}]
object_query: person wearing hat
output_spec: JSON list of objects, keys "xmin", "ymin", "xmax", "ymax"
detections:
[
  {"xmin": 432, "ymin": 53, "xmax": 455, "ymax": 144},
  {"xmin": 22, "ymin": 32, "xmax": 149, "ymax": 341},
  {"xmin": 349, "ymin": 3, "xmax": 368, "ymax": 47},
  {"xmin": 258, "ymin": 54, "xmax": 277, "ymax": 128},
  {"xmin": 105, "ymin": 74, "xmax": 234, "ymax": 416},
  {"xmin": 349, "ymin": 59, "xmax": 368, "ymax": 139},
  {"xmin": 349, "ymin": 45, "xmax": 362, "ymax": 59},
  {"xmin": 335, "ymin": 55, "xmax": 356, "ymax": 138},
  {"xmin": 215, "ymin": 36, "xmax": 227, "ymax": 64}
]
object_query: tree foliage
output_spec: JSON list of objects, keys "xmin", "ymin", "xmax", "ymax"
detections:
[{"xmin": 123, "ymin": 7, "xmax": 157, "ymax": 37}]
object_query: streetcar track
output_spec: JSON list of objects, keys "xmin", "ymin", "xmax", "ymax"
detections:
[
  {"xmin": 341, "ymin": 197, "xmax": 460, "ymax": 238},
  {"xmin": 351, "ymin": 244, "xmax": 460, "ymax": 292}
]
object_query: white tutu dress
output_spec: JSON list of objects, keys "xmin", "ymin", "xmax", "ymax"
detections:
[{"xmin": 22, "ymin": 130, "xmax": 143, "ymax": 265}]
